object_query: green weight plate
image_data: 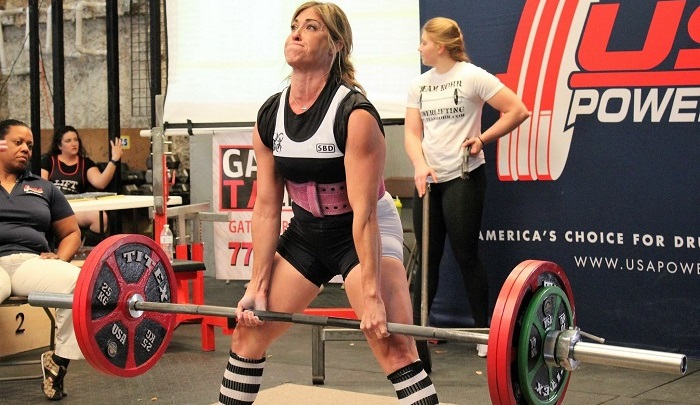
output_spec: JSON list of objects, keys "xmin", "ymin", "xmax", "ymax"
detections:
[{"xmin": 517, "ymin": 285, "xmax": 573, "ymax": 405}]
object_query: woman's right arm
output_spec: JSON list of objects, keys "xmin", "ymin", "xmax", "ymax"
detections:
[
  {"xmin": 236, "ymin": 125, "xmax": 285, "ymax": 323},
  {"xmin": 40, "ymin": 155, "xmax": 51, "ymax": 180},
  {"xmin": 404, "ymin": 107, "xmax": 435, "ymax": 197}
]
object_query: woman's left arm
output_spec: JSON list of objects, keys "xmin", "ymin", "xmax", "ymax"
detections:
[
  {"xmin": 50, "ymin": 216, "xmax": 81, "ymax": 261},
  {"xmin": 87, "ymin": 138, "xmax": 124, "ymax": 189},
  {"xmin": 344, "ymin": 108, "xmax": 389, "ymax": 340},
  {"xmin": 465, "ymin": 87, "xmax": 530, "ymax": 153}
]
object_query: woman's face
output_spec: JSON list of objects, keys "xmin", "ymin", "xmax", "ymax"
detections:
[
  {"xmin": 418, "ymin": 32, "xmax": 440, "ymax": 67},
  {"xmin": 285, "ymin": 7, "xmax": 333, "ymax": 71},
  {"xmin": 0, "ymin": 125, "xmax": 33, "ymax": 173},
  {"xmin": 59, "ymin": 131, "xmax": 80, "ymax": 156}
]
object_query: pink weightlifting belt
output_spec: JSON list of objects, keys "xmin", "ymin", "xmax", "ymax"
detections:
[{"xmin": 285, "ymin": 179, "xmax": 386, "ymax": 218}]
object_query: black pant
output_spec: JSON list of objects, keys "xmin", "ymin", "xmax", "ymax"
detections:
[{"xmin": 411, "ymin": 165, "xmax": 489, "ymax": 328}]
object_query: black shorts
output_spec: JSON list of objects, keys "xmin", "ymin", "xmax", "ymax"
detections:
[{"xmin": 277, "ymin": 192, "xmax": 404, "ymax": 286}]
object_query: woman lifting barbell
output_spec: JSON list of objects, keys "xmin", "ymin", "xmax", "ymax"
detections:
[{"xmin": 219, "ymin": 3, "xmax": 439, "ymax": 405}]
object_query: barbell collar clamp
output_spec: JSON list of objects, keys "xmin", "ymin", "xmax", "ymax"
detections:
[
  {"xmin": 579, "ymin": 329, "xmax": 606, "ymax": 344},
  {"xmin": 544, "ymin": 328, "xmax": 581, "ymax": 371}
]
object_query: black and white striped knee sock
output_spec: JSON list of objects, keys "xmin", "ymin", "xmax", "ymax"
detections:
[
  {"xmin": 218, "ymin": 351, "xmax": 266, "ymax": 405},
  {"xmin": 387, "ymin": 360, "xmax": 439, "ymax": 405}
]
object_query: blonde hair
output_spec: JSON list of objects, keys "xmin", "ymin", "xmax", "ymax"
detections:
[
  {"xmin": 292, "ymin": 2, "xmax": 366, "ymax": 94},
  {"xmin": 422, "ymin": 17, "xmax": 471, "ymax": 63}
]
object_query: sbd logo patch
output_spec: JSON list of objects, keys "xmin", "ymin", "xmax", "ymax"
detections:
[{"xmin": 316, "ymin": 143, "xmax": 336, "ymax": 153}]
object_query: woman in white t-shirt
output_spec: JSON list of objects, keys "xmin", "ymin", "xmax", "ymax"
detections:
[{"xmin": 404, "ymin": 17, "xmax": 529, "ymax": 362}]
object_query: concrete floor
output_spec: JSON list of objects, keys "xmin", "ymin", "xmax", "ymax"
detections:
[{"xmin": 1, "ymin": 279, "xmax": 698, "ymax": 405}]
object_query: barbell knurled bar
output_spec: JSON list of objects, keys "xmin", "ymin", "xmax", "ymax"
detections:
[
  {"xmin": 28, "ymin": 291, "xmax": 686, "ymax": 376},
  {"xmin": 29, "ymin": 291, "xmax": 489, "ymax": 345}
]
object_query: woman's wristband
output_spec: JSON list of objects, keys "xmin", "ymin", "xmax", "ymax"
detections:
[
  {"xmin": 109, "ymin": 159, "xmax": 120, "ymax": 165},
  {"xmin": 477, "ymin": 136, "xmax": 485, "ymax": 147}
]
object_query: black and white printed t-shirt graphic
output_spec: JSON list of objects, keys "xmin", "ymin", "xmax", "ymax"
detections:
[{"xmin": 407, "ymin": 61, "xmax": 504, "ymax": 182}]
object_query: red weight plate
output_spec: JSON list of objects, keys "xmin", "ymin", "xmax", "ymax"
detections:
[
  {"xmin": 73, "ymin": 234, "xmax": 176, "ymax": 377},
  {"xmin": 487, "ymin": 260, "xmax": 575, "ymax": 405},
  {"xmin": 75, "ymin": 235, "xmax": 156, "ymax": 375},
  {"xmin": 488, "ymin": 260, "xmax": 543, "ymax": 405},
  {"xmin": 73, "ymin": 235, "xmax": 133, "ymax": 375},
  {"xmin": 488, "ymin": 260, "xmax": 540, "ymax": 405},
  {"xmin": 73, "ymin": 236, "xmax": 116, "ymax": 375}
]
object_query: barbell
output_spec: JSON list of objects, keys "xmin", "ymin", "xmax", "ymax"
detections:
[{"xmin": 28, "ymin": 234, "xmax": 687, "ymax": 405}]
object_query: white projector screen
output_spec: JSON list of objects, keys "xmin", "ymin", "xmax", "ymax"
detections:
[{"xmin": 164, "ymin": 0, "xmax": 420, "ymax": 125}]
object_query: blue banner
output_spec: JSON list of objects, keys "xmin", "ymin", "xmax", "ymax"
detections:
[{"xmin": 421, "ymin": 0, "xmax": 699, "ymax": 357}]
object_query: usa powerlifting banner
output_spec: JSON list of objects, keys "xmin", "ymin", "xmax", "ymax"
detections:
[{"xmin": 420, "ymin": 0, "xmax": 698, "ymax": 356}]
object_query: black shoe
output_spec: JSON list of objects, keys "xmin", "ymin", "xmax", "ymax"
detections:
[{"xmin": 416, "ymin": 340, "xmax": 432, "ymax": 374}]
